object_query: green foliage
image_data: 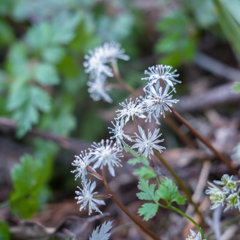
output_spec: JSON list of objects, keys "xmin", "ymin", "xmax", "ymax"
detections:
[
  {"xmin": 138, "ymin": 203, "xmax": 158, "ymax": 221},
  {"xmin": 213, "ymin": 0, "xmax": 240, "ymax": 62},
  {"xmin": 137, "ymin": 178, "xmax": 186, "ymax": 221},
  {"xmin": 155, "ymin": 10, "xmax": 197, "ymax": 67},
  {"xmin": 232, "ymin": 82, "xmax": 240, "ymax": 93},
  {"xmin": 155, "ymin": 178, "xmax": 186, "ymax": 205},
  {"xmin": 137, "ymin": 178, "xmax": 160, "ymax": 202},
  {"xmin": 126, "ymin": 145, "xmax": 156, "ymax": 179},
  {"xmin": 10, "ymin": 154, "xmax": 52, "ymax": 218},
  {"xmin": 0, "ymin": 221, "xmax": 10, "ymax": 240}
]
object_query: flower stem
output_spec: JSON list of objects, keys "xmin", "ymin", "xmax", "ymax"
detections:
[
  {"xmin": 110, "ymin": 62, "xmax": 138, "ymax": 97},
  {"xmin": 102, "ymin": 167, "xmax": 161, "ymax": 240},
  {"xmin": 158, "ymin": 202, "xmax": 204, "ymax": 239},
  {"xmin": 170, "ymin": 107, "xmax": 238, "ymax": 176},
  {"xmin": 87, "ymin": 166, "xmax": 103, "ymax": 181},
  {"xmin": 153, "ymin": 149, "xmax": 206, "ymax": 225}
]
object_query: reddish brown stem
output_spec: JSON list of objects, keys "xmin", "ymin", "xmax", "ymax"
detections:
[
  {"xmin": 102, "ymin": 167, "xmax": 161, "ymax": 240},
  {"xmin": 110, "ymin": 62, "xmax": 138, "ymax": 97},
  {"xmin": 170, "ymin": 107, "xmax": 238, "ymax": 176},
  {"xmin": 87, "ymin": 166, "xmax": 103, "ymax": 180}
]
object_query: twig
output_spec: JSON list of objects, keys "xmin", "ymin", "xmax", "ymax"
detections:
[
  {"xmin": 194, "ymin": 52, "xmax": 240, "ymax": 82},
  {"xmin": 0, "ymin": 117, "xmax": 89, "ymax": 153},
  {"xmin": 153, "ymin": 150, "xmax": 206, "ymax": 225},
  {"xmin": 102, "ymin": 166, "xmax": 161, "ymax": 240},
  {"xmin": 177, "ymin": 83, "xmax": 240, "ymax": 112},
  {"xmin": 170, "ymin": 108, "xmax": 239, "ymax": 176}
]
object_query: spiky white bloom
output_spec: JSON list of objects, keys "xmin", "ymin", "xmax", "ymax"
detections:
[
  {"xmin": 83, "ymin": 50, "xmax": 113, "ymax": 77},
  {"xmin": 116, "ymin": 98, "xmax": 146, "ymax": 124},
  {"xmin": 143, "ymin": 82, "xmax": 179, "ymax": 121},
  {"xmin": 224, "ymin": 193, "xmax": 240, "ymax": 212},
  {"xmin": 83, "ymin": 42, "xmax": 129, "ymax": 77},
  {"xmin": 87, "ymin": 74, "xmax": 112, "ymax": 103},
  {"xmin": 89, "ymin": 139, "xmax": 123, "ymax": 177},
  {"xmin": 132, "ymin": 126, "xmax": 165, "ymax": 158},
  {"xmin": 89, "ymin": 221, "xmax": 113, "ymax": 240},
  {"xmin": 213, "ymin": 174, "xmax": 237, "ymax": 194},
  {"xmin": 186, "ymin": 229, "xmax": 205, "ymax": 240},
  {"xmin": 75, "ymin": 180, "xmax": 105, "ymax": 215},
  {"xmin": 142, "ymin": 64, "xmax": 180, "ymax": 87},
  {"xmin": 205, "ymin": 182, "xmax": 226, "ymax": 210},
  {"xmin": 108, "ymin": 118, "xmax": 132, "ymax": 148},
  {"xmin": 71, "ymin": 151, "xmax": 92, "ymax": 182},
  {"xmin": 96, "ymin": 42, "xmax": 130, "ymax": 62}
]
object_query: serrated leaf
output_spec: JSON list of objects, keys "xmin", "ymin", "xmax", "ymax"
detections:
[
  {"xmin": 134, "ymin": 167, "xmax": 156, "ymax": 179},
  {"xmin": 232, "ymin": 82, "xmax": 240, "ymax": 93},
  {"xmin": 125, "ymin": 146, "xmax": 149, "ymax": 166},
  {"xmin": 34, "ymin": 63, "xmax": 59, "ymax": 85},
  {"xmin": 155, "ymin": 177, "xmax": 186, "ymax": 205},
  {"xmin": 0, "ymin": 221, "xmax": 10, "ymax": 240},
  {"xmin": 10, "ymin": 154, "xmax": 51, "ymax": 218},
  {"xmin": 138, "ymin": 203, "xmax": 158, "ymax": 221},
  {"xmin": 137, "ymin": 178, "xmax": 159, "ymax": 202},
  {"xmin": 42, "ymin": 46, "xmax": 65, "ymax": 64}
]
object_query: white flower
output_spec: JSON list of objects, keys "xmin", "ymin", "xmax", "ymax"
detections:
[
  {"xmin": 132, "ymin": 126, "xmax": 165, "ymax": 158},
  {"xmin": 89, "ymin": 221, "xmax": 113, "ymax": 240},
  {"xmin": 116, "ymin": 98, "xmax": 146, "ymax": 124},
  {"xmin": 89, "ymin": 139, "xmax": 123, "ymax": 177},
  {"xmin": 232, "ymin": 141, "xmax": 240, "ymax": 162},
  {"xmin": 186, "ymin": 229, "xmax": 205, "ymax": 240},
  {"xmin": 75, "ymin": 180, "xmax": 105, "ymax": 215},
  {"xmin": 213, "ymin": 174, "xmax": 237, "ymax": 194},
  {"xmin": 87, "ymin": 74, "xmax": 113, "ymax": 103},
  {"xmin": 142, "ymin": 64, "xmax": 181, "ymax": 87},
  {"xmin": 71, "ymin": 151, "xmax": 92, "ymax": 182},
  {"xmin": 224, "ymin": 193, "xmax": 240, "ymax": 212},
  {"xmin": 83, "ymin": 50, "xmax": 113, "ymax": 77},
  {"xmin": 97, "ymin": 42, "xmax": 130, "ymax": 62},
  {"xmin": 143, "ymin": 82, "xmax": 179, "ymax": 120},
  {"xmin": 83, "ymin": 42, "xmax": 129, "ymax": 77},
  {"xmin": 205, "ymin": 182, "xmax": 226, "ymax": 210},
  {"xmin": 108, "ymin": 118, "xmax": 132, "ymax": 148}
]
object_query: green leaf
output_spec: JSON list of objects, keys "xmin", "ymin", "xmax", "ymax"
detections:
[
  {"xmin": 0, "ymin": 221, "xmax": 10, "ymax": 240},
  {"xmin": 25, "ymin": 22, "xmax": 54, "ymax": 51},
  {"xmin": 0, "ymin": 20, "xmax": 14, "ymax": 46},
  {"xmin": 126, "ymin": 146, "xmax": 156, "ymax": 179},
  {"xmin": 34, "ymin": 63, "xmax": 60, "ymax": 85},
  {"xmin": 155, "ymin": 177, "xmax": 186, "ymax": 205},
  {"xmin": 138, "ymin": 203, "xmax": 158, "ymax": 221},
  {"xmin": 10, "ymin": 154, "xmax": 50, "ymax": 218},
  {"xmin": 232, "ymin": 82, "xmax": 240, "ymax": 93},
  {"xmin": 137, "ymin": 178, "xmax": 159, "ymax": 202},
  {"xmin": 42, "ymin": 46, "xmax": 65, "ymax": 64},
  {"xmin": 134, "ymin": 167, "xmax": 156, "ymax": 179}
]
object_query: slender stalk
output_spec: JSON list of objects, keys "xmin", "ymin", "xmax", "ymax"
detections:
[
  {"xmin": 164, "ymin": 115, "xmax": 197, "ymax": 148},
  {"xmin": 110, "ymin": 62, "xmax": 138, "ymax": 97},
  {"xmin": 102, "ymin": 167, "xmax": 161, "ymax": 240},
  {"xmin": 158, "ymin": 202, "xmax": 204, "ymax": 240},
  {"xmin": 153, "ymin": 149, "xmax": 206, "ymax": 225},
  {"xmin": 87, "ymin": 166, "xmax": 103, "ymax": 180},
  {"xmin": 170, "ymin": 107, "xmax": 238, "ymax": 176}
]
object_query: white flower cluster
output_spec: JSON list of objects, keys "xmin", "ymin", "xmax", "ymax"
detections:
[
  {"xmin": 205, "ymin": 174, "xmax": 240, "ymax": 212},
  {"xmin": 186, "ymin": 229, "xmax": 205, "ymax": 240},
  {"xmin": 84, "ymin": 42, "xmax": 130, "ymax": 103},
  {"xmin": 71, "ymin": 140, "xmax": 123, "ymax": 215},
  {"xmin": 75, "ymin": 43, "xmax": 181, "ymax": 219}
]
